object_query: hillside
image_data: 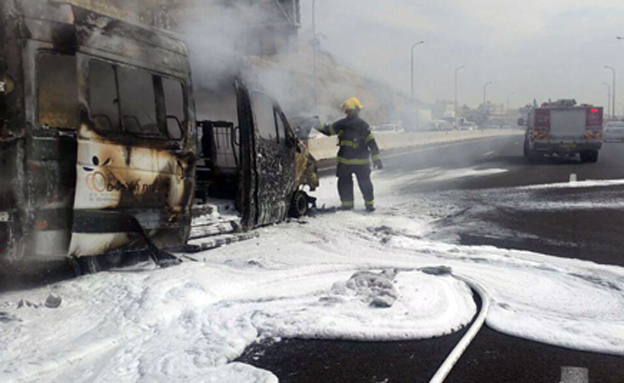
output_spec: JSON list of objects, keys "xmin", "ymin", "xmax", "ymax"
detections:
[{"xmin": 249, "ymin": 42, "xmax": 411, "ymax": 126}]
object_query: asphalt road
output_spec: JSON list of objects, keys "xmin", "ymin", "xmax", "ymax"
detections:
[{"xmin": 238, "ymin": 134, "xmax": 624, "ymax": 382}]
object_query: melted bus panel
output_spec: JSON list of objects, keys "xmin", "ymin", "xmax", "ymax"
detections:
[
  {"xmin": 0, "ymin": 0, "xmax": 318, "ymax": 275},
  {"xmin": 0, "ymin": 0, "xmax": 79, "ymax": 266},
  {"xmin": 70, "ymin": 6, "xmax": 196, "ymax": 260},
  {"xmin": 0, "ymin": 0, "xmax": 196, "ymax": 271},
  {"xmin": 194, "ymin": 79, "xmax": 319, "ymax": 230}
]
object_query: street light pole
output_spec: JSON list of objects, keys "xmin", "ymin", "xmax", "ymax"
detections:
[
  {"xmin": 483, "ymin": 81, "xmax": 492, "ymax": 109},
  {"xmin": 454, "ymin": 65, "xmax": 465, "ymax": 128},
  {"xmin": 602, "ymin": 82, "xmax": 611, "ymax": 117},
  {"xmin": 312, "ymin": 0, "xmax": 318, "ymax": 111},
  {"xmin": 614, "ymin": 36, "xmax": 624, "ymax": 116},
  {"xmin": 410, "ymin": 41, "xmax": 425, "ymax": 105},
  {"xmin": 605, "ymin": 65, "xmax": 616, "ymax": 118}
]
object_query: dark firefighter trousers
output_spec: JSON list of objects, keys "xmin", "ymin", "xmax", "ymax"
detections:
[{"xmin": 337, "ymin": 163, "xmax": 374, "ymax": 208}]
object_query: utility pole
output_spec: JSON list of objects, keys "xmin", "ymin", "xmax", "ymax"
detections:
[
  {"xmin": 602, "ymin": 82, "xmax": 611, "ymax": 117},
  {"xmin": 483, "ymin": 81, "xmax": 492, "ymax": 110},
  {"xmin": 605, "ymin": 65, "xmax": 616, "ymax": 119},
  {"xmin": 613, "ymin": 35, "xmax": 624, "ymax": 116},
  {"xmin": 410, "ymin": 41, "xmax": 425, "ymax": 105},
  {"xmin": 312, "ymin": 0, "xmax": 318, "ymax": 111},
  {"xmin": 454, "ymin": 65, "xmax": 465, "ymax": 128}
]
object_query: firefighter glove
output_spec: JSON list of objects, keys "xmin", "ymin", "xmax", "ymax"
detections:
[
  {"xmin": 305, "ymin": 116, "xmax": 322, "ymax": 131},
  {"xmin": 374, "ymin": 159, "xmax": 383, "ymax": 169}
]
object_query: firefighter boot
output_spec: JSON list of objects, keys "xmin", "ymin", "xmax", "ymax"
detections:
[
  {"xmin": 365, "ymin": 200, "xmax": 375, "ymax": 212},
  {"xmin": 341, "ymin": 201, "xmax": 355, "ymax": 211},
  {"xmin": 338, "ymin": 173, "xmax": 355, "ymax": 210}
]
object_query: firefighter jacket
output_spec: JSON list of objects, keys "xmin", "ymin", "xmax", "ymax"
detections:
[{"xmin": 318, "ymin": 116, "xmax": 381, "ymax": 166}]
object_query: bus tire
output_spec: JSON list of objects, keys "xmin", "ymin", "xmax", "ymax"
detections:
[
  {"xmin": 70, "ymin": 255, "xmax": 102, "ymax": 276},
  {"xmin": 289, "ymin": 191, "xmax": 309, "ymax": 218}
]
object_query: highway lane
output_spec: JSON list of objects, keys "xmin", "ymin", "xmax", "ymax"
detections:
[
  {"xmin": 239, "ymin": 134, "xmax": 624, "ymax": 383},
  {"xmin": 387, "ymin": 135, "xmax": 624, "ymax": 267}
]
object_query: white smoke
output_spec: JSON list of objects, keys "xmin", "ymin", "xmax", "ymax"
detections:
[{"xmin": 171, "ymin": 0, "xmax": 408, "ymax": 125}]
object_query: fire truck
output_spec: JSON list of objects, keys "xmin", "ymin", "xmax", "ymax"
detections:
[{"xmin": 522, "ymin": 99, "xmax": 603, "ymax": 163}]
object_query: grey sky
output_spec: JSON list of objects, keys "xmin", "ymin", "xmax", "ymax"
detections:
[{"xmin": 300, "ymin": 0, "xmax": 624, "ymax": 110}]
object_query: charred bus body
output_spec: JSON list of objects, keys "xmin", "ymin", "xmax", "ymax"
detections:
[
  {"xmin": 0, "ymin": 0, "xmax": 197, "ymax": 272},
  {"xmin": 195, "ymin": 81, "xmax": 319, "ymax": 228},
  {"xmin": 0, "ymin": 0, "xmax": 318, "ymax": 275}
]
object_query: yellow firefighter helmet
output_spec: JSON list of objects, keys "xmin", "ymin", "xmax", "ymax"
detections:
[{"xmin": 341, "ymin": 97, "xmax": 363, "ymax": 113}]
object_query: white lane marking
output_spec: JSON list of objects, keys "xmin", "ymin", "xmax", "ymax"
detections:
[
  {"xmin": 560, "ymin": 366, "xmax": 589, "ymax": 383},
  {"xmin": 514, "ymin": 141, "xmax": 520, "ymax": 146},
  {"xmin": 569, "ymin": 173, "xmax": 578, "ymax": 183},
  {"xmin": 521, "ymin": 178, "xmax": 624, "ymax": 190},
  {"xmin": 483, "ymin": 151, "xmax": 495, "ymax": 157}
]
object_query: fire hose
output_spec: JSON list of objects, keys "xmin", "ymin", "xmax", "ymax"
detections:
[{"xmin": 424, "ymin": 269, "xmax": 491, "ymax": 383}]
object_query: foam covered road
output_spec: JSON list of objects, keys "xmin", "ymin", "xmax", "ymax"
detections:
[
  {"xmin": 241, "ymin": 135, "xmax": 624, "ymax": 383},
  {"xmin": 2, "ymin": 135, "xmax": 624, "ymax": 383}
]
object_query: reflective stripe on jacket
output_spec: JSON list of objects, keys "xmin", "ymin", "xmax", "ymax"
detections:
[{"xmin": 318, "ymin": 116, "xmax": 380, "ymax": 165}]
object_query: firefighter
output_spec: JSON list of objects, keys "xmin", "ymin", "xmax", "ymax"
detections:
[{"xmin": 316, "ymin": 97, "xmax": 382, "ymax": 211}]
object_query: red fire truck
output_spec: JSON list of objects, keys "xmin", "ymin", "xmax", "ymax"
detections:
[{"xmin": 522, "ymin": 99, "xmax": 603, "ymax": 163}]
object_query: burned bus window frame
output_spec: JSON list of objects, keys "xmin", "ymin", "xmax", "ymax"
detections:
[
  {"xmin": 159, "ymin": 76, "xmax": 187, "ymax": 141},
  {"xmin": 88, "ymin": 59, "xmax": 121, "ymax": 133},
  {"xmin": 117, "ymin": 65, "xmax": 161, "ymax": 138},
  {"xmin": 87, "ymin": 58, "xmax": 187, "ymax": 143},
  {"xmin": 251, "ymin": 91, "xmax": 279, "ymax": 144},
  {"xmin": 274, "ymin": 108, "xmax": 291, "ymax": 146},
  {"xmin": 36, "ymin": 51, "xmax": 79, "ymax": 131}
]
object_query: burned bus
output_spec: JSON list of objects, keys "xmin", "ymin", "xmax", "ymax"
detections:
[
  {"xmin": 0, "ymin": 0, "xmax": 319, "ymax": 275},
  {"xmin": 0, "ymin": 0, "xmax": 197, "ymax": 273},
  {"xmin": 194, "ymin": 79, "xmax": 319, "ymax": 229}
]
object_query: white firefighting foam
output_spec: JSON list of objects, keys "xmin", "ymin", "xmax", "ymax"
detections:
[{"xmin": 1, "ymin": 167, "xmax": 624, "ymax": 383}]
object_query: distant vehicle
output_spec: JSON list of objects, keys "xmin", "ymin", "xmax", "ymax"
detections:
[
  {"xmin": 457, "ymin": 121, "xmax": 477, "ymax": 130},
  {"xmin": 425, "ymin": 120, "xmax": 452, "ymax": 132},
  {"xmin": 603, "ymin": 121, "xmax": 624, "ymax": 142},
  {"xmin": 371, "ymin": 124, "xmax": 404, "ymax": 134},
  {"xmin": 521, "ymin": 99, "xmax": 603, "ymax": 163}
]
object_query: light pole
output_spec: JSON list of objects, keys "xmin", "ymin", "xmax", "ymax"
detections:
[
  {"xmin": 312, "ymin": 0, "xmax": 318, "ymax": 110},
  {"xmin": 602, "ymin": 82, "xmax": 611, "ymax": 117},
  {"xmin": 410, "ymin": 41, "xmax": 425, "ymax": 105},
  {"xmin": 454, "ymin": 65, "xmax": 465, "ymax": 128},
  {"xmin": 615, "ymin": 35, "xmax": 624, "ymax": 116},
  {"xmin": 506, "ymin": 92, "xmax": 514, "ymax": 113},
  {"xmin": 483, "ymin": 81, "xmax": 492, "ymax": 110},
  {"xmin": 605, "ymin": 65, "xmax": 616, "ymax": 119}
]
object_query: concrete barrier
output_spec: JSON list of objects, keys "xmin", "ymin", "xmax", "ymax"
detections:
[{"xmin": 308, "ymin": 129, "xmax": 523, "ymax": 161}]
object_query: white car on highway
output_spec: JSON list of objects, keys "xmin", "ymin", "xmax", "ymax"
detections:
[{"xmin": 603, "ymin": 121, "xmax": 624, "ymax": 142}]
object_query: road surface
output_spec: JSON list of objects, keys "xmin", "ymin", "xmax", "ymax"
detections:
[{"xmin": 238, "ymin": 135, "xmax": 624, "ymax": 382}]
